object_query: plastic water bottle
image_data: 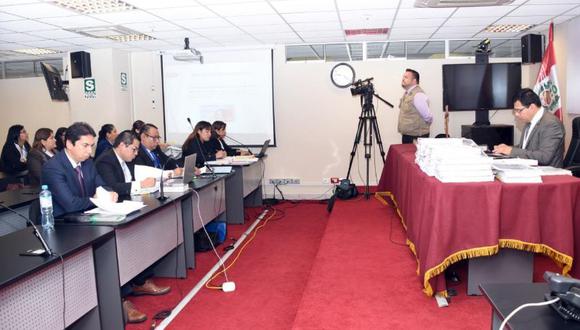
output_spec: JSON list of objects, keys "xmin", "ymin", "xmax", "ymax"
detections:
[{"xmin": 40, "ymin": 185, "xmax": 54, "ymax": 230}]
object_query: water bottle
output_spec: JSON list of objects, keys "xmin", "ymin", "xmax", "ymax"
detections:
[{"xmin": 40, "ymin": 185, "xmax": 55, "ymax": 230}]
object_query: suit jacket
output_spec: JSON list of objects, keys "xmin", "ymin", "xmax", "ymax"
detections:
[
  {"xmin": 95, "ymin": 148, "xmax": 135, "ymax": 196},
  {"xmin": 209, "ymin": 137, "xmax": 238, "ymax": 157},
  {"xmin": 182, "ymin": 139, "xmax": 215, "ymax": 168},
  {"xmin": 42, "ymin": 150, "xmax": 106, "ymax": 217},
  {"xmin": 94, "ymin": 139, "xmax": 113, "ymax": 160},
  {"xmin": 1, "ymin": 142, "xmax": 30, "ymax": 174},
  {"xmin": 133, "ymin": 145, "xmax": 178, "ymax": 170},
  {"xmin": 27, "ymin": 148, "xmax": 53, "ymax": 186},
  {"xmin": 511, "ymin": 110, "xmax": 565, "ymax": 167}
]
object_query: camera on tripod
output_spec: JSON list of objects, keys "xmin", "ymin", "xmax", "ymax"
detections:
[{"xmin": 350, "ymin": 78, "xmax": 374, "ymax": 96}]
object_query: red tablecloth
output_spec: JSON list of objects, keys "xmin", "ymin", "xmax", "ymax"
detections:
[{"xmin": 376, "ymin": 144, "xmax": 580, "ymax": 296}]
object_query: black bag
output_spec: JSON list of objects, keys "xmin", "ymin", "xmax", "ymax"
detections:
[
  {"xmin": 194, "ymin": 230, "xmax": 220, "ymax": 252},
  {"xmin": 335, "ymin": 179, "xmax": 358, "ymax": 200}
]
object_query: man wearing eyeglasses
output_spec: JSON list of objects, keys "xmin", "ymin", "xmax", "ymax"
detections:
[
  {"xmin": 134, "ymin": 123, "xmax": 183, "ymax": 176},
  {"xmin": 95, "ymin": 130, "xmax": 156, "ymax": 196},
  {"xmin": 493, "ymin": 88, "xmax": 564, "ymax": 167}
]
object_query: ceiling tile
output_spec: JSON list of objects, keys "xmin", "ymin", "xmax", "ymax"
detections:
[
  {"xmin": 525, "ymin": 0, "xmax": 580, "ymax": 4},
  {"xmin": 396, "ymin": 8, "xmax": 456, "ymax": 19},
  {"xmin": 0, "ymin": 42, "xmax": 29, "ymax": 50},
  {"xmin": 336, "ymin": 0, "xmax": 399, "ymax": 10},
  {"xmin": 342, "ymin": 19, "xmax": 393, "ymax": 29},
  {"xmin": 148, "ymin": 6, "xmax": 217, "ymax": 20},
  {"xmin": 38, "ymin": 15, "xmax": 111, "ymax": 28},
  {"xmin": 193, "ymin": 26, "xmax": 246, "ymax": 37},
  {"xmin": 122, "ymin": 20, "xmax": 183, "ymax": 33},
  {"xmin": 495, "ymin": 16, "xmax": 550, "ymax": 25},
  {"xmin": 28, "ymin": 29, "xmax": 85, "ymax": 39},
  {"xmin": 90, "ymin": 10, "xmax": 161, "ymax": 24},
  {"xmin": 298, "ymin": 30, "xmax": 344, "ymax": 39},
  {"xmin": 196, "ymin": 0, "xmax": 263, "ymax": 5},
  {"xmin": 340, "ymin": 9, "xmax": 396, "ymax": 22},
  {"xmin": 474, "ymin": 31, "xmax": 521, "ymax": 38},
  {"xmin": 437, "ymin": 26, "xmax": 486, "ymax": 34},
  {"xmin": 206, "ymin": 2, "xmax": 276, "ymax": 16},
  {"xmin": 227, "ymin": 15, "xmax": 285, "ymax": 26},
  {"xmin": 444, "ymin": 17, "xmax": 498, "ymax": 27},
  {"xmin": 0, "ymin": 3, "xmax": 75, "ymax": 18},
  {"xmin": 452, "ymin": 5, "xmax": 517, "ymax": 18},
  {"xmin": 0, "ymin": 32, "xmax": 43, "ymax": 42},
  {"xmin": 508, "ymin": 4, "xmax": 577, "ymax": 16},
  {"xmin": 175, "ymin": 17, "xmax": 232, "ymax": 29},
  {"xmin": 388, "ymin": 32, "xmax": 433, "ymax": 40},
  {"xmin": 146, "ymin": 29, "xmax": 196, "ymax": 39},
  {"xmin": 22, "ymin": 39, "xmax": 73, "ymax": 48},
  {"xmin": 394, "ymin": 18, "xmax": 447, "ymax": 28},
  {"xmin": 241, "ymin": 24, "xmax": 293, "ymax": 33},
  {"xmin": 125, "ymin": 0, "xmax": 205, "ymax": 9},
  {"xmin": 432, "ymin": 32, "xmax": 478, "ymax": 39},
  {"xmin": 282, "ymin": 12, "xmax": 338, "ymax": 23},
  {"xmin": 67, "ymin": 37, "xmax": 119, "ymax": 46},
  {"xmin": 562, "ymin": 6, "xmax": 580, "ymax": 15},
  {"xmin": 0, "ymin": 20, "xmax": 59, "ymax": 32},
  {"xmin": 290, "ymin": 21, "xmax": 341, "ymax": 32},
  {"xmin": 0, "ymin": 11, "xmax": 20, "ymax": 21},
  {"xmin": 269, "ymin": 0, "xmax": 335, "ymax": 13},
  {"xmin": 552, "ymin": 15, "xmax": 577, "ymax": 24}
]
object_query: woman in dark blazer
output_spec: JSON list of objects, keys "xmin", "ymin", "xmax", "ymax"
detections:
[
  {"xmin": 1, "ymin": 124, "xmax": 30, "ymax": 174},
  {"xmin": 95, "ymin": 124, "xmax": 118, "ymax": 159},
  {"xmin": 27, "ymin": 128, "xmax": 56, "ymax": 186},
  {"xmin": 54, "ymin": 127, "xmax": 67, "ymax": 152},
  {"xmin": 182, "ymin": 121, "xmax": 226, "ymax": 168},
  {"xmin": 210, "ymin": 120, "xmax": 251, "ymax": 156}
]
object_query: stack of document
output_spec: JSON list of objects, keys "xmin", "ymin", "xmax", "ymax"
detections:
[
  {"xmin": 87, "ymin": 198, "xmax": 146, "ymax": 215},
  {"xmin": 536, "ymin": 166, "xmax": 572, "ymax": 176},
  {"xmin": 206, "ymin": 156, "xmax": 258, "ymax": 166},
  {"xmin": 415, "ymin": 138, "xmax": 494, "ymax": 183},
  {"xmin": 492, "ymin": 163, "xmax": 542, "ymax": 183}
]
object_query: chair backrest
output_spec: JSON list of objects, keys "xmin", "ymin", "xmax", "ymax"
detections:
[
  {"xmin": 28, "ymin": 198, "xmax": 41, "ymax": 226},
  {"xmin": 564, "ymin": 117, "xmax": 580, "ymax": 168}
]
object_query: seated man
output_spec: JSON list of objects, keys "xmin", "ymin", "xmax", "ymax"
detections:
[
  {"xmin": 94, "ymin": 130, "xmax": 169, "ymax": 324},
  {"xmin": 95, "ymin": 130, "xmax": 155, "ymax": 195},
  {"xmin": 134, "ymin": 123, "xmax": 183, "ymax": 176},
  {"xmin": 493, "ymin": 88, "xmax": 565, "ymax": 167},
  {"xmin": 42, "ymin": 122, "xmax": 118, "ymax": 217}
]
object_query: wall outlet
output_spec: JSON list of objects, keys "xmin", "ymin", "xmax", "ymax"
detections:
[{"xmin": 330, "ymin": 177, "xmax": 340, "ymax": 184}]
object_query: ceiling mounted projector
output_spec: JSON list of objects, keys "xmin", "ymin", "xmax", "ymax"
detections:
[{"xmin": 173, "ymin": 37, "xmax": 203, "ymax": 63}]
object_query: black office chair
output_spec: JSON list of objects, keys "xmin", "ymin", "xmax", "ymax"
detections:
[
  {"xmin": 564, "ymin": 117, "xmax": 580, "ymax": 177},
  {"xmin": 28, "ymin": 198, "xmax": 41, "ymax": 226}
]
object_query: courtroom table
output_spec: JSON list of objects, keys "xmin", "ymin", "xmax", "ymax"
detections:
[
  {"xmin": 0, "ymin": 187, "xmax": 39, "ymax": 236},
  {"xmin": 480, "ymin": 283, "xmax": 578, "ymax": 330},
  {"xmin": 0, "ymin": 225, "xmax": 115, "ymax": 329},
  {"xmin": 376, "ymin": 144, "xmax": 580, "ymax": 297},
  {"xmin": 216, "ymin": 159, "xmax": 264, "ymax": 224}
]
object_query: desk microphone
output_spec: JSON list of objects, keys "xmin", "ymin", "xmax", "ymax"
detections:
[
  {"xmin": 0, "ymin": 201, "xmax": 54, "ymax": 256},
  {"xmin": 187, "ymin": 117, "xmax": 194, "ymax": 131},
  {"xmin": 158, "ymin": 157, "xmax": 170, "ymax": 202},
  {"xmin": 224, "ymin": 135, "xmax": 253, "ymax": 155}
]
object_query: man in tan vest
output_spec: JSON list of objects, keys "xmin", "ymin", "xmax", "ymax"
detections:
[{"xmin": 398, "ymin": 69, "xmax": 433, "ymax": 144}]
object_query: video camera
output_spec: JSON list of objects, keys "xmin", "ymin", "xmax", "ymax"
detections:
[{"xmin": 350, "ymin": 77, "xmax": 374, "ymax": 96}]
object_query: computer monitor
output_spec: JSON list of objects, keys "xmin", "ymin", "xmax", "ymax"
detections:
[{"xmin": 40, "ymin": 62, "xmax": 68, "ymax": 101}]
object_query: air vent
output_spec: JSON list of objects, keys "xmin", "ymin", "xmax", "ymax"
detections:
[
  {"xmin": 67, "ymin": 26, "xmax": 155, "ymax": 42},
  {"xmin": 415, "ymin": 0, "xmax": 514, "ymax": 7},
  {"xmin": 345, "ymin": 28, "xmax": 389, "ymax": 36}
]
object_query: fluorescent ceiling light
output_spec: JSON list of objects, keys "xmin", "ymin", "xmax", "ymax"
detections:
[
  {"xmin": 68, "ymin": 25, "xmax": 155, "ymax": 42},
  {"xmin": 53, "ymin": 0, "xmax": 135, "ymax": 14},
  {"xmin": 13, "ymin": 48, "xmax": 60, "ymax": 55},
  {"xmin": 485, "ymin": 24, "xmax": 533, "ymax": 33}
]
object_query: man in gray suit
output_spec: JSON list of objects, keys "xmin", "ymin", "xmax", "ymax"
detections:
[{"xmin": 493, "ymin": 88, "xmax": 565, "ymax": 167}]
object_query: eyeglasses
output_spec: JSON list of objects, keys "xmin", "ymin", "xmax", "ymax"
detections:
[
  {"xmin": 513, "ymin": 107, "xmax": 527, "ymax": 114},
  {"xmin": 145, "ymin": 133, "xmax": 161, "ymax": 141}
]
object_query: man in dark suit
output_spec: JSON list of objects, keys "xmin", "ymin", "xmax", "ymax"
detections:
[
  {"xmin": 493, "ymin": 88, "xmax": 565, "ymax": 167},
  {"xmin": 134, "ymin": 123, "xmax": 183, "ymax": 176},
  {"xmin": 95, "ymin": 130, "xmax": 155, "ymax": 196},
  {"xmin": 94, "ymin": 130, "xmax": 168, "ymax": 324},
  {"xmin": 42, "ymin": 122, "xmax": 118, "ymax": 217}
]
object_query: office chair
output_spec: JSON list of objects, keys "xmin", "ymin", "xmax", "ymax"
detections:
[
  {"xmin": 564, "ymin": 117, "xmax": 580, "ymax": 177},
  {"xmin": 28, "ymin": 198, "xmax": 41, "ymax": 226}
]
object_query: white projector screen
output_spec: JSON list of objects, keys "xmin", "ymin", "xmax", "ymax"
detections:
[{"xmin": 162, "ymin": 48, "xmax": 275, "ymax": 147}]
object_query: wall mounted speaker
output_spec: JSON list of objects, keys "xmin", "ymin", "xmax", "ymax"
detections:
[
  {"xmin": 70, "ymin": 51, "xmax": 92, "ymax": 78},
  {"xmin": 521, "ymin": 34, "xmax": 543, "ymax": 64}
]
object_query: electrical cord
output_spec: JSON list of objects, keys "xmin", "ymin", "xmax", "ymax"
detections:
[
  {"xmin": 59, "ymin": 254, "xmax": 66, "ymax": 329},
  {"xmin": 499, "ymin": 297, "xmax": 560, "ymax": 330},
  {"xmin": 205, "ymin": 208, "xmax": 277, "ymax": 289}
]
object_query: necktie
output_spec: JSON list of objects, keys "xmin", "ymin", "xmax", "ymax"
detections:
[
  {"xmin": 150, "ymin": 150, "xmax": 161, "ymax": 168},
  {"xmin": 74, "ymin": 165, "xmax": 86, "ymax": 197},
  {"xmin": 522, "ymin": 124, "xmax": 532, "ymax": 149}
]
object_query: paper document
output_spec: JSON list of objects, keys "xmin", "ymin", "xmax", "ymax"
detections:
[
  {"xmin": 87, "ymin": 197, "xmax": 146, "ymax": 215},
  {"xmin": 134, "ymin": 165, "xmax": 173, "ymax": 181}
]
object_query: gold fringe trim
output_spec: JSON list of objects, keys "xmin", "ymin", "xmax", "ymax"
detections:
[
  {"xmin": 375, "ymin": 192, "xmax": 407, "ymax": 230},
  {"xmin": 499, "ymin": 239, "xmax": 572, "ymax": 275}
]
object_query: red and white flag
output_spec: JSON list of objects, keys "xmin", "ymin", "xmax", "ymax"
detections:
[{"xmin": 533, "ymin": 22, "xmax": 562, "ymax": 121}]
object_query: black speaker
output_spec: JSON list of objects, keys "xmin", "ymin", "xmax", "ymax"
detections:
[
  {"xmin": 521, "ymin": 34, "xmax": 543, "ymax": 64},
  {"xmin": 70, "ymin": 51, "xmax": 91, "ymax": 78}
]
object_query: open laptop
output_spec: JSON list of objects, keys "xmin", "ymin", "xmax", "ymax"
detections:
[
  {"xmin": 255, "ymin": 139, "xmax": 271, "ymax": 159},
  {"xmin": 167, "ymin": 153, "xmax": 197, "ymax": 184}
]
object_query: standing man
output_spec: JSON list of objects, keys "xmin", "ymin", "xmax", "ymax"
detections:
[
  {"xmin": 398, "ymin": 68, "xmax": 433, "ymax": 144},
  {"xmin": 134, "ymin": 123, "xmax": 183, "ymax": 176},
  {"xmin": 42, "ymin": 122, "xmax": 118, "ymax": 217},
  {"xmin": 493, "ymin": 88, "xmax": 565, "ymax": 167}
]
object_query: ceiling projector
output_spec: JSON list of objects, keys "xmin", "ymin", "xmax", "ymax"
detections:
[{"xmin": 173, "ymin": 37, "xmax": 203, "ymax": 63}]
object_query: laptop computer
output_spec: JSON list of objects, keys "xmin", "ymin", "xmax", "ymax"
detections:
[
  {"xmin": 168, "ymin": 153, "xmax": 197, "ymax": 184},
  {"xmin": 255, "ymin": 139, "xmax": 271, "ymax": 159}
]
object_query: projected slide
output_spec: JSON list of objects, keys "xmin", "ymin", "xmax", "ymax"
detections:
[{"xmin": 162, "ymin": 48, "xmax": 275, "ymax": 147}]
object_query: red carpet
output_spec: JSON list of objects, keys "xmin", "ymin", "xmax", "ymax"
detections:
[{"xmin": 125, "ymin": 199, "xmax": 562, "ymax": 330}]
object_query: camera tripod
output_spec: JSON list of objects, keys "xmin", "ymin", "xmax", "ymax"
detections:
[{"xmin": 345, "ymin": 85, "xmax": 393, "ymax": 199}]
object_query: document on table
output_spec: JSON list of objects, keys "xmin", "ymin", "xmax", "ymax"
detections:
[
  {"xmin": 86, "ymin": 188, "xmax": 146, "ymax": 215},
  {"xmin": 134, "ymin": 164, "xmax": 173, "ymax": 181}
]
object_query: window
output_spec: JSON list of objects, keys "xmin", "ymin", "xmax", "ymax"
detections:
[{"xmin": 0, "ymin": 58, "xmax": 64, "ymax": 79}]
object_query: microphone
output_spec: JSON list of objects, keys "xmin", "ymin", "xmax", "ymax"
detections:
[
  {"xmin": 187, "ymin": 117, "xmax": 194, "ymax": 131},
  {"xmin": 156, "ymin": 150, "xmax": 171, "ymax": 202},
  {"xmin": 0, "ymin": 201, "xmax": 54, "ymax": 256},
  {"xmin": 195, "ymin": 138, "xmax": 216, "ymax": 177},
  {"xmin": 224, "ymin": 135, "xmax": 253, "ymax": 155}
]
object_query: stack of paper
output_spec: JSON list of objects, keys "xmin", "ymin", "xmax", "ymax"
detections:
[
  {"xmin": 415, "ymin": 138, "xmax": 494, "ymax": 183},
  {"xmin": 537, "ymin": 166, "xmax": 572, "ymax": 176},
  {"xmin": 492, "ymin": 163, "xmax": 542, "ymax": 183},
  {"xmin": 87, "ymin": 199, "xmax": 146, "ymax": 215}
]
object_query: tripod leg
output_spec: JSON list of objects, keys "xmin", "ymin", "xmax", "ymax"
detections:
[
  {"xmin": 362, "ymin": 105, "xmax": 373, "ymax": 199},
  {"xmin": 369, "ymin": 106, "xmax": 387, "ymax": 163},
  {"xmin": 346, "ymin": 111, "xmax": 366, "ymax": 181}
]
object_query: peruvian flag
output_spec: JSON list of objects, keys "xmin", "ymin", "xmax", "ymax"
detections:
[{"xmin": 533, "ymin": 22, "xmax": 562, "ymax": 121}]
